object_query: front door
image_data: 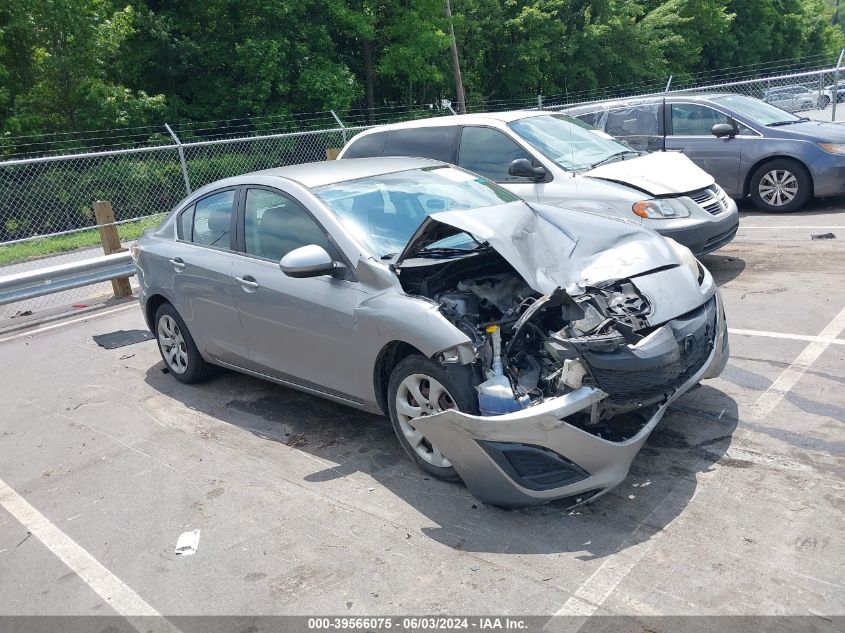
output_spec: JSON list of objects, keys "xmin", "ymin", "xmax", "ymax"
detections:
[
  {"xmin": 664, "ymin": 102, "xmax": 743, "ymax": 195},
  {"xmin": 231, "ymin": 187, "xmax": 363, "ymax": 402}
]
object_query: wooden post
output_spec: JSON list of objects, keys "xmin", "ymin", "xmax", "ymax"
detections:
[
  {"xmin": 93, "ymin": 200, "xmax": 132, "ymax": 298},
  {"xmin": 326, "ymin": 148, "xmax": 341, "ymax": 160}
]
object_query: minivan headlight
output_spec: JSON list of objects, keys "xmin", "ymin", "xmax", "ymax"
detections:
[
  {"xmin": 818, "ymin": 143, "xmax": 845, "ymax": 155},
  {"xmin": 632, "ymin": 198, "xmax": 690, "ymax": 219}
]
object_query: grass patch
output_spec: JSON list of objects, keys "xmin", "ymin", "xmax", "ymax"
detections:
[{"xmin": 0, "ymin": 215, "xmax": 164, "ymax": 266}]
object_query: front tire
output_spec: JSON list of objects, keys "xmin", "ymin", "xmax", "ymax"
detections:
[
  {"xmin": 749, "ymin": 159, "xmax": 811, "ymax": 213},
  {"xmin": 154, "ymin": 302, "xmax": 215, "ymax": 384},
  {"xmin": 387, "ymin": 355, "xmax": 479, "ymax": 482}
]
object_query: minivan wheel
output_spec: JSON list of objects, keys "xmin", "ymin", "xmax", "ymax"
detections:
[
  {"xmin": 749, "ymin": 159, "xmax": 811, "ymax": 213},
  {"xmin": 387, "ymin": 355, "xmax": 479, "ymax": 481},
  {"xmin": 154, "ymin": 302, "xmax": 215, "ymax": 384}
]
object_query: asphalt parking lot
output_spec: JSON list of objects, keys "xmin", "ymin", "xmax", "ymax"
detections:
[{"xmin": 1, "ymin": 200, "xmax": 843, "ymax": 629}]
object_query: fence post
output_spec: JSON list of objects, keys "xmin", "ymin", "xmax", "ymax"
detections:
[
  {"xmin": 447, "ymin": 103, "xmax": 457, "ymax": 115},
  {"xmin": 93, "ymin": 200, "xmax": 132, "ymax": 298},
  {"xmin": 165, "ymin": 123, "xmax": 192, "ymax": 195},
  {"xmin": 330, "ymin": 110, "xmax": 347, "ymax": 145},
  {"xmin": 833, "ymin": 49, "xmax": 844, "ymax": 122},
  {"xmin": 537, "ymin": 94, "xmax": 543, "ymax": 110},
  {"xmin": 664, "ymin": 75, "xmax": 673, "ymax": 93}
]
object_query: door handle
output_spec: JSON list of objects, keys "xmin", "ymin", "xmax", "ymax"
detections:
[
  {"xmin": 235, "ymin": 275, "xmax": 260, "ymax": 291},
  {"xmin": 169, "ymin": 257, "xmax": 186, "ymax": 272}
]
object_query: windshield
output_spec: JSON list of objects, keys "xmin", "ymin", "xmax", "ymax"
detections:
[
  {"xmin": 509, "ymin": 114, "xmax": 634, "ymax": 171},
  {"xmin": 711, "ymin": 94, "xmax": 801, "ymax": 126},
  {"xmin": 312, "ymin": 166, "xmax": 518, "ymax": 258}
]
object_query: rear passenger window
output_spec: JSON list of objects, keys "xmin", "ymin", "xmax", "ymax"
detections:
[
  {"xmin": 601, "ymin": 105, "xmax": 661, "ymax": 151},
  {"xmin": 191, "ymin": 190, "xmax": 235, "ymax": 248},
  {"xmin": 343, "ymin": 131, "xmax": 388, "ymax": 158},
  {"xmin": 383, "ymin": 127, "xmax": 459, "ymax": 162},
  {"xmin": 457, "ymin": 127, "xmax": 533, "ymax": 182}
]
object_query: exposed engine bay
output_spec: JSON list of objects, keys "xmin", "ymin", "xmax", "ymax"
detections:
[{"xmin": 396, "ymin": 248, "xmax": 707, "ymax": 438}]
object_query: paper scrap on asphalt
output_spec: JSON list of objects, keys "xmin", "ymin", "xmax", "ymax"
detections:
[{"xmin": 175, "ymin": 529, "xmax": 200, "ymax": 556}]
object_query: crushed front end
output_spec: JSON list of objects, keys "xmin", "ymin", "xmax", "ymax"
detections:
[{"xmin": 397, "ymin": 246, "xmax": 728, "ymax": 507}]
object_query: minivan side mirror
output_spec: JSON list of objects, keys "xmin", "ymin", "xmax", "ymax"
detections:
[
  {"xmin": 508, "ymin": 158, "xmax": 548, "ymax": 181},
  {"xmin": 280, "ymin": 244, "xmax": 340, "ymax": 278},
  {"xmin": 711, "ymin": 123, "xmax": 736, "ymax": 138}
]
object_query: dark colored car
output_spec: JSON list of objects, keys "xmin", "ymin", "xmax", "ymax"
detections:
[{"xmin": 565, "ymin": 93, "xmax": 845, "ymax": 212}]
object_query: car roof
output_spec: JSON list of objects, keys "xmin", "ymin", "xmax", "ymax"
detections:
[
  {"xmin": 360, "ymin": 110, "xmax": 551, "ymax": 132},
  {"xmin": 221, "ymin": 156, "xmax": 447, "ymax": 190},
  {"xmin": 564, "ymin": 92, "xmax": 736, "ymax": 112}
]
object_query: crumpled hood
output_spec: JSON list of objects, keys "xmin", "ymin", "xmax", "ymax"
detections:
[
  {"xmin": 583, "ymin": 151, "xmax": 714, "ymax": 196},
  {"xmin": 396, "ymin": 201, "xmax": 683, "ymax": 295}
]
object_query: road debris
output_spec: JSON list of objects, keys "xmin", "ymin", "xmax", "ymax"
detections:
[
  {"xmin": 811, "ymin": 233, "xmax": 836, "ymax": 240},
  {"xmin": 92, "ymin": 329, "xmax": 154, "ymax": 349},
  {"xmin": 175, "ymin": 529, "xmax": 201, "ymax": 556}
]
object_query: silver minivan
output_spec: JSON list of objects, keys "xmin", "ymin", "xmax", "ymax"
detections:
[{"xmin": 338, "ymin": 112, "xmax": 739, "ymax": 256}]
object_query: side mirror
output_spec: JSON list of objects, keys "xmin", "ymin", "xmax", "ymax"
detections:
[
  {"xmin": 508, "ymin": 158, "xmax": 547, "ymax": 181},
  {"xmin": 711, "ymin": 123, "xmax": 736, "ymax": 138},
  {"xmin": 280, "ymin": 244, "xmax": 340, "ymax": 278}
]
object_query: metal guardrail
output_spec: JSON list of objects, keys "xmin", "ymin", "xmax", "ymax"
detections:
[{"xmin": 0, "ymin": 252, "xmax": 136, "ymax": 306}]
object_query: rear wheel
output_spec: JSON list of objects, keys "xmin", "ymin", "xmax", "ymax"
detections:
[
  {"xmin": 749, "ymin": 159, "xmax": 811, "ymax": 213},
  {"xmin": 154, "ymin": 302, "xmax": 215, "ymax": 384},
  {"xmin": 387, "ymin": 355, "xmax": 479, "ymax": 481},
  {"xmin": 819, "ymin": 95, "xmax": 831, "ymax": 109}
]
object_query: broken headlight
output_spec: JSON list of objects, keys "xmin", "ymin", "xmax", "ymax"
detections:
[{"xmin": 632, "ymin": 197, "xmax": 690, "ymax": 219}]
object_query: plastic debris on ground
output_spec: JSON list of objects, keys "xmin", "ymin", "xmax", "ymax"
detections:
[{"xmin": 175, "ymin": 529, "xmax": 201, "ymax": 556}]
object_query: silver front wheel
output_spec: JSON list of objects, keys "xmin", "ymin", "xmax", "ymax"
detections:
[
  {"xmin": 157, "ymin": 314, "xmax": 188, "ymax": 374},
  {"xmin": 758, "ymin": 169, "xmax": 798, "ymax": 207},
  {"xmin": 394, "ymin": 373, "xmax": 456, "ymax": 468}
]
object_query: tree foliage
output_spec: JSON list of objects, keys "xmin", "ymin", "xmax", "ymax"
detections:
[{"xmin": 0, "ymin": 0, "xmax": 842, "ymax": 140}]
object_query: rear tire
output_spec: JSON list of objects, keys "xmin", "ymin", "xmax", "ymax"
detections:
[
  {"xmin": 819, "ymin": 95, "xmax": 831, "ymax": 109},
  {"xmin": 154, "ymin": 302, "xmax": 215, "ymax": 384},
  {"xmin": 387, "ymin": 355, "xmax": 479, "ymax": 482},
  {"xmin": 749, "ymin": 159, "xmax": 811, "ymax": 213}
]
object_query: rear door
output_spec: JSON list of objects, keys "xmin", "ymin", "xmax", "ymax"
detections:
[
  {"xmin": 230, "ymin": 186, "xmax": 363, "ymax": 402},
  {"xmin": 664, "ymin": 102, "xmax": 743, "ymax": 195},
  {"xmin": 170, "ymin": 187, "xmax": 249, "ymax": 364}
]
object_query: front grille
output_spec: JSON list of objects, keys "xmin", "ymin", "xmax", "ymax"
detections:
[
  {"xmin": 588, "ymin": 298, "xmax": 717, "ymax": 404},
  {"xmin": 688, "ymin": 185, "xmax": 729, "ymax": 216}
]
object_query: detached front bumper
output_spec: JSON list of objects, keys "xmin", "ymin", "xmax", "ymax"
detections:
[{"xmin": 414, "ymin": 290, "xmax": 729, "ymax": 507}]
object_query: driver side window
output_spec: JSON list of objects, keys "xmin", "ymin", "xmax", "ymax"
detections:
[
  {"xmin": 671, "ymin": 104, "xmax": 732, "ymax": 136},
  {"xmin": 244, "ymin": 189, "xmax": 333, "ymax": 262},
  {"xmin": 458, "ymin": 126, "xmax": 533, "ymax": 182}
]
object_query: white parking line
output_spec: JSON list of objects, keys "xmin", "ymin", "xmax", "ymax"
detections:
[
  {"xmin": 750, "ymin": 305, "xmax": 845, "ymax": 421},
  {"xmin": 729, "ymin": 327, "xmax": 845, "ymax": 346},
  {"xmin": 0, "ymin": 303, "xmax": 135, "ymax": 344},
  {"xmin": 0, "ymin": 477, "xmax": 178, "ymax": 632},
  {"xmin": 549, "ymin": 307, "xmax": 845, "ymax": 627},
  {"xmin": 739, "ymin": 226, "xmax": 842, "ymax": 229}
]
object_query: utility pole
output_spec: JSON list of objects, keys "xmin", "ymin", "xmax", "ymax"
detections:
[{"xmin": 444, "ymin": 0, "xmax": 466, "ymax": 114}]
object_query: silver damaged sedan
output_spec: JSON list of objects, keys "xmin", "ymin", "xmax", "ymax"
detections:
[{"xmin": 133, "ymin": 157, "xmax": 729, "ymax": 507}]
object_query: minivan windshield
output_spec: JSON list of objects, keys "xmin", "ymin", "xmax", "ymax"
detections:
[
  {"xmin": 313, "ymin": 166, "xmax": 518, "ymax": 258},
  {"xmin": 509, "ymin": 114, "xmax": 636, "ymax": 171},
  {"xmin": 710, "ymin": 94, "xmax": 802, "ymax": 126}
]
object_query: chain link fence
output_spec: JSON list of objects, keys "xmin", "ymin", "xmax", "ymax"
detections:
[{"xmin": 0, "ymin": 55, "xmax": 843, "ymax": 320}]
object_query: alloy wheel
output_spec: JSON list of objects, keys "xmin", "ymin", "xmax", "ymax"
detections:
[
  {"xmin": 758, "ymin": 169, "xmax": 798, "ymax": 207},
  {"xmin": 394, "ymin": 373, "xmax": 456, "ymax": 467},
  {"xmin": 157, "ymin": 314, "xmax": 189, "ymax": 374}
]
